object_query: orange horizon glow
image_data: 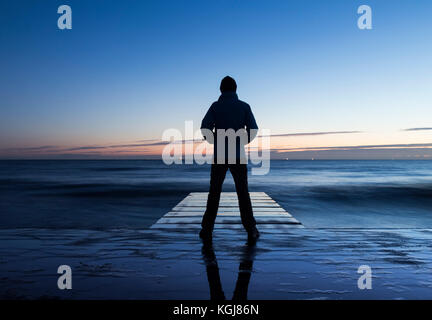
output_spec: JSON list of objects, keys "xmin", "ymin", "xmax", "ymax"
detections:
[{"xmin": 2, "ymin": 129, "xmax": 432, "ymax": 159}]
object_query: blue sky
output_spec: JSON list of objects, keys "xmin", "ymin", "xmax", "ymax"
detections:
[{"xmin": 1, "ymin": 0, "xmax": 432, "ymax": 158}]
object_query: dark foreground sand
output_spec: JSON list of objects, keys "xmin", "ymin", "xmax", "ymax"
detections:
[{"xmin": 1, "ymin": 227, "xmax": 432, "ymax": 299}]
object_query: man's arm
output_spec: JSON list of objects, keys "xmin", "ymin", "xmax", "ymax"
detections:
[
  {"xmin": 201, "ymin": 104, "xmax": 215, "ymax": 144},
  {"xmin": 245, "ymin": 104, "xmax": 258, "ymax": 143}
]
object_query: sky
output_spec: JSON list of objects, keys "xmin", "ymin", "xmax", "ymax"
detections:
[{"xmin": 1, "ymin": 0, "xmax": 432, "ymax": 159}]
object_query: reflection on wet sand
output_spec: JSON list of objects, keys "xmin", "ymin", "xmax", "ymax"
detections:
[{"xmin": 201, "ymin": 239, "xmax": 257, "ymax": 301}]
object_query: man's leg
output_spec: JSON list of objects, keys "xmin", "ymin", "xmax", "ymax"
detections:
[
  {"xmin": 201, "ymin": 164, "xmax": 228, "ymax": 235},
  {"xmin": 229, "ymin": 164, "xmax": 257, "ymax": 234}
]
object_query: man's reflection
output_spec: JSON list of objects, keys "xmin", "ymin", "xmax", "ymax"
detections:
[{"xmin": 201, "ymin": 238, "xmax": 257, "ymax": 301}]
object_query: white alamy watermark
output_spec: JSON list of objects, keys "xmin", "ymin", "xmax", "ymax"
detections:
[
  {"xmin": 54, "ymin": 5, "xmax": 372, "ymax": 31},
  {"xmin": 161, "ymin": 121, "xmax": 271, "ymax": 175},
  {"xmin": 357, "ymin": 5, "xmax": 372, "ymax": 30},
  {"xmin": 57, "ymin": 265, "xmax": 72, "ymax": 290},
  {"xmin": 57, "ymin": 5, "xmax": 72, "ymax": 30},
  {"xmin": 357, "ymin": 265, "xmax": 372, "ymax": 290}
]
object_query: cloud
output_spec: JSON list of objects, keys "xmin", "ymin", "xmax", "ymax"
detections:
[
  {"xmin": 2, "ymin": 145, "xmax": 59, "ymax": 152},
  {"xmin": 269, "ymin": 142, "xmax": 432, "ymax": 160},
  {"xmin": 271, "ymin": 147, "xmax": 432, "ymax": 160},
  {"xmin": 272, "ymin": 142, "xmax": 432, "ymax": 152},
  {"xmin": 259, "ymin": 131, "xmax": 361, "ymax": 138},
  {"xmin": 64, "ymin": 139, "xmax": 205, "ymax": 152},
  {"xmin": 1, "ymin": 139, "xmax": 199, "ymax": 155},
  {"xmin": 135, "ymin": 139, "xmax": 162, "ymax": 142},
  {"xmin": 65, "ymin": 141, "xmax": 170, "ymax": 151},
  {"xmin": 403, "ymin": 127, "xmax": 432, "ymax": 132}
]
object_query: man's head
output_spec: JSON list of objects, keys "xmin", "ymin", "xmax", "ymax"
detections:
[{"xmin": 220, "ymin": 76, "xmax": 237, "ymax": 93}]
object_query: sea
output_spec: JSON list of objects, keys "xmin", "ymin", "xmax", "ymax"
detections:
[{"xmin": 1, "ymin": 159, "xmax": 432, "ymax": 230}]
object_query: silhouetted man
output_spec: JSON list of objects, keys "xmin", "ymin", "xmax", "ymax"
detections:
[{"xmin": 199, "ymin": 76, "xmax": 260, "ymax": 242}]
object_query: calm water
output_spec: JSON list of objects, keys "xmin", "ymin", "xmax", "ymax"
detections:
[{"xmin": 1, "ymin": 160, "xmax": 432, "ymax": 229}]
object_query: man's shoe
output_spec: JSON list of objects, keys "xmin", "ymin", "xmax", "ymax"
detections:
[
  {"xmin": 199, "ymin": 228, "xmax": 213, "ymax": 242},
  {"xmin": 247, "ymin": 227, "xmax": 260, "ymax": 243}
]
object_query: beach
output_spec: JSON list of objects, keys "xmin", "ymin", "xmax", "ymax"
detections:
[
  {"xmin": 1, "ymin": 227, "xmax": 432, "ymax": 299},
  {"xmin": 1, "ymin": 160, "xmax": 432, "ymax": 299}
]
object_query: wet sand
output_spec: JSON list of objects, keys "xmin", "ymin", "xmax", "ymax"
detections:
[{"xmin": 1, "ymin": 227, "xmax": 432, "ymax": 299}]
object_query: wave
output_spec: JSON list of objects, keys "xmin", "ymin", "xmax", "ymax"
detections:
[
  {"xmin": 305, "ymin": 183, "xmax": 432, "ymax": 205},
  {"xmin": 1, "ymin": 179, "xmax": 200, "ymax": 198},
  {"xmin": 88, "ymin": 167, "xmax": 145, "ymax": 172}
]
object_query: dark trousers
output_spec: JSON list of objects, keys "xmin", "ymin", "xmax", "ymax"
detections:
[{"xmin": 201, "ymin": 164, "xmax": 256, "ymax": 232}]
